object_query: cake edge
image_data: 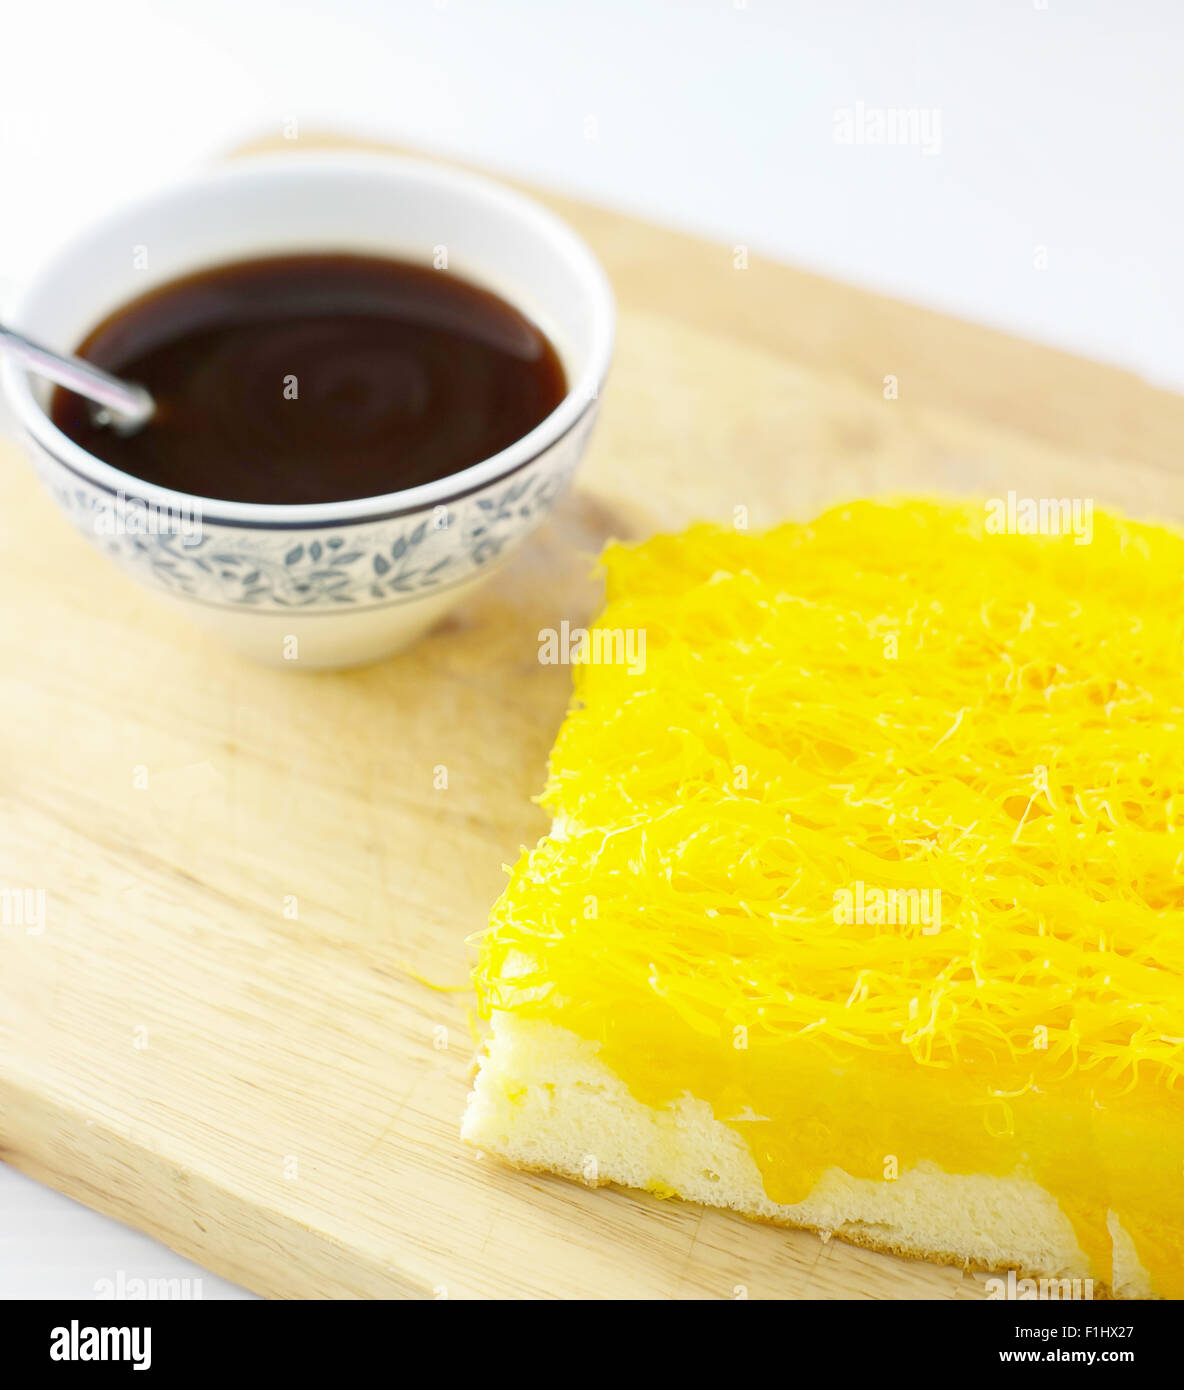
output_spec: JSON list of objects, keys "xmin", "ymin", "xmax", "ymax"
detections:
[{"xmin": 462, "ymin": 1011, "xmax": 1154, "ymax": 1300}]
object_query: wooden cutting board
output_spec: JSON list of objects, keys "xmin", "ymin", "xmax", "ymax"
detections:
[{"xmin": 3, "ymin": 136, "xmax": 1183, "ymax": 1301}]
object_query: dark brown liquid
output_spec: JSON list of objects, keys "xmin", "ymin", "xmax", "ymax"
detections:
[{"xmin": 50, "ymin": 253, "xmax": 567, "ymax": 505}]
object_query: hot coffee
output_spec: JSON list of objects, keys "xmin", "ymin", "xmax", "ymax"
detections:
[{"xmin": 50, "ymin": 253, "xmax": 567, "ymax": 506}]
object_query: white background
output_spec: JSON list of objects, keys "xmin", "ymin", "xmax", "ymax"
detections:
[{"xmin": 1, "ymin": 0, "xmax": 1179, "ymax": 1299}]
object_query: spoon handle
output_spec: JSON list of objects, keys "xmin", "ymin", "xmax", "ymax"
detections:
[{"xmin": 0, "ymin": 322, "xmax": 155, "ymax": 431}]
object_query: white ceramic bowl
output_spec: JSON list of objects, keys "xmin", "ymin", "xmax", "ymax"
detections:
[{"xmin": 0, "ymin": 152, "xmax": 615, "ymax": 668}]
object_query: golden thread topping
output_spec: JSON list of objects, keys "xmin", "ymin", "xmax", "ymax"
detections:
[
  {"xmin": 473, "ymin": 498, "xmax": 1184, "ymax": 1291},
  {"xmin": 480, "ymin": 500, "xmax": 1184, "ymax": 1088}
]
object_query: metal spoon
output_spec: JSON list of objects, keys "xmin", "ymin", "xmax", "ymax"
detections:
[{"xmin": 0, "ymin": 322, "xmax": 155, "ymax": 434}]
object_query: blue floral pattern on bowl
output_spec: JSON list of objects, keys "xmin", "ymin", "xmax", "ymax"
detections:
[{"xmin": 29, "ymin": 408, "xmax": 594, "ymax": 611}]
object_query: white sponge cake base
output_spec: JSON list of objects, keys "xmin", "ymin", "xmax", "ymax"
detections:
[{"xmin": 462, "ymin": 1012, "xmax": 1152, "ymax": 1299}]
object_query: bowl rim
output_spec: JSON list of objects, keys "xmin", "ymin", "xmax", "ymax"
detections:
[{"xmin": 0, "ymin": 150, "xmax": 615, "ymax": 529}]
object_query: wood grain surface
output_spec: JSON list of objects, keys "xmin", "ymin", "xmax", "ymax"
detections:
[{"xmin": 2, "ymin": 135, "xmax": 1182, "ymax": 1299}]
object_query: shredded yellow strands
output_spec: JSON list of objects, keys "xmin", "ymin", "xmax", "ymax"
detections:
[{"xmin": 473, "ymin": 498, "xmax": 1184, "ymax": 1291}]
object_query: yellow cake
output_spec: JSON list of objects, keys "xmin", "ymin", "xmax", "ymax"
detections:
[{"xmin": 463, "ymin": 498, "xmax": 1184, "ymax": 1298}]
